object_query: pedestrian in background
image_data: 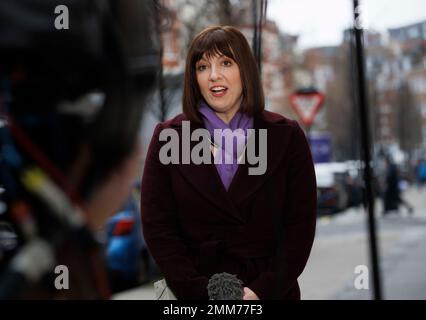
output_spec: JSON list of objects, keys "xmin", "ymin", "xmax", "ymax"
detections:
[
  {"xmin": 383, "ymin": 156, "xmax": 414, "ymax": 215},
  {"xmin": 140, "ymin": 25, "xmax": 317, "ymax": 300}
]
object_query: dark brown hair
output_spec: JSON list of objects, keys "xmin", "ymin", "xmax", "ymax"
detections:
[{"xmin": 182, "ymin": 25, "xmax": 265, "ymax": 122}]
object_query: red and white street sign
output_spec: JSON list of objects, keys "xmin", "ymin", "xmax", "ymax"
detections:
[{"xmin": 290, "ymin": 91, "xmax": 325, "ymax": 127}]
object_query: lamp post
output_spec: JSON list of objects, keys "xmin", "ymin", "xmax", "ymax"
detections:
[
  {"xmin": 352, "ymin": 0, "xmax": 383, "ymax": 300},
  {"xmin": 251, "ymin": 0, "xmax": 267, "ymax": 73}
]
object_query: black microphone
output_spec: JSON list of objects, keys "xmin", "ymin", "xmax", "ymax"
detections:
[{"xmin": 207, "ymin": 272, "xmax": 243, "ymax": 300}]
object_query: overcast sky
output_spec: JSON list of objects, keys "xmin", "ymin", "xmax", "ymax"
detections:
[{"xmin": 267, "ymin": 0, "xmax": 426, "ymax": 49}]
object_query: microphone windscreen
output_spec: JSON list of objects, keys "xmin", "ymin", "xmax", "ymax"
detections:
[{"xmin": 207, "ymin": 272, "xmax": 243, "ymax": 300}]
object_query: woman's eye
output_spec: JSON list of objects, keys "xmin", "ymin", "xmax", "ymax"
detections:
[
  {"xmin": 223, "ymin": 60, "xmax": 232, "ymax": 66},
  {"xmin": 196, "ymin": 65, "xmax": 207, "ymax": 71}
]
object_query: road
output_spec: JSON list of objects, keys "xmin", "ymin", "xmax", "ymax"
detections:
[
  {"xmin": 299, "ymin": 187, "xmax": 426, "ymax": 299},
  {"xmin": 113, "ymin": 187, "xmax": 426, "ymax": 300}
]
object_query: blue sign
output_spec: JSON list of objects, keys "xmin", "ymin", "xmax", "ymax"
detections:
[{"xmin": 309, "ymin": 133, "xmax": 332, "ymax": 163}]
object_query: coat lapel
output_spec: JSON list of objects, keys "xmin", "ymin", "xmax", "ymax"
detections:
[
  {"xmin": 171, "ymin": 112, "xmax": 292, "ymax": 222},
  {"xmin": 172, "ymin": 117, "xmax": 244, "ymax": 223},
  {"xmin": 227, "ymin": 113, "xmax": 292, "ymax": 205}
]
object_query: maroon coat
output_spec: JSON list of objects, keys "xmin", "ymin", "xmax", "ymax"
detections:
[{"xmin": 140, "ymin": 110, "xmax": 317, "ymax": 300}]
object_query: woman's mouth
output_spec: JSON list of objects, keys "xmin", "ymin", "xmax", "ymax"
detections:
[{"xmin": 210, "ymin": 86, "xmax": 228, "ymax": 97}]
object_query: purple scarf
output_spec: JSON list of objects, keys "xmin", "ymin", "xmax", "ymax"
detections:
[{"xmin": 199, "ymin": 101, "xmax": 253, "ymax": 190}]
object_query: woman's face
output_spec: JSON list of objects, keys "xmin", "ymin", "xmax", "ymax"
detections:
[{"xmin": 195, "ymin": 53, "xmax": 243, "ymax": 123}]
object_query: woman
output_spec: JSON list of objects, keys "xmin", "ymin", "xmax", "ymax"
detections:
[{"xmin": 141, "ymin": 26, "xmax": 317, "ymax": 300}]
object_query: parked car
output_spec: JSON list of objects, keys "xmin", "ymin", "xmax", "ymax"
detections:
[
  {"xmin": 344, "ymin": 160, "xmax": 364, "ymax": 208},
  {"xmin": 315, "ymin": 162, "xmax": 350, "ymax": 216},
  {"xmin": 104, "ymin": 185, "xmax": 159, "ymax": 293}
]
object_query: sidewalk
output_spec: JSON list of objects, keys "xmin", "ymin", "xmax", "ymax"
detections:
[
  {"xmin": 333, "ymin": 224, "xmax": 426, "ymax": 299},
  {"xmin": 112, "ymin": 281, "xmax": 156, "ymax": 300},
  {"xmin": 334, "ymin": 187, "xmax": 426, "ymax": 299}
]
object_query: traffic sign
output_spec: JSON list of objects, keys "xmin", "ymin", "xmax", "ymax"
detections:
[
  {"xmin": 290, "ymin": 90, "xmax": 325, "ymax": 127},
  {"xmin": 309, "ymin": 132, "xmax": 332, "ymax": 163}
]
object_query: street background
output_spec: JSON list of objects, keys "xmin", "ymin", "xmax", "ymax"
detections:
[
  {"xmin": 112, "ymin": 0, "xmax": 426, "ymax": 300},
  {"xmin": 112, "ymin": 187, "xmax": 426, "ymax": 300},
  {"xmin": 2, "ymin": 0, "xmax": 426, "ymax": 302}
]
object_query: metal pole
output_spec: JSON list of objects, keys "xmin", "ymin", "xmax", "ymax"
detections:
[
  {"xmin": 154, "ymin": 0, "xmax": 166, "ymax": 122},
  {"xmin": 252, "ymin": 0, "xmax": 267, "ymax": 72},
  {"xmin": 352, "ymin": 0, "xmax": 383, "ymax": 300},
  {"xmin": 257, "ymin": 0, "xmax": 266, "ymax": 74},
  {"xmin": 251, "ymin": 0, "xmax": 259, "ymax": 65}
]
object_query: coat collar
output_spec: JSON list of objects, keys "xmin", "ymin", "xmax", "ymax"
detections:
[
  {"xmin": 171, "ymin": 111, "xmax": 294, "ymax": 223},
  {"xmin": 168, "ymin": 110, "xmax": 288, "ymax": 128}
]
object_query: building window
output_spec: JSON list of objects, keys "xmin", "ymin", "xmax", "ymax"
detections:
[
  {"xmin": 381, "ymin": 126, "xmax": 390, "ymax": 137},
  {"xmin": 408, "ymin": 27, "xmax": 420, "ymax": 39},
  {"xmin": 380, "ymin": 104, "xmax": 391, "ymax": 115}
]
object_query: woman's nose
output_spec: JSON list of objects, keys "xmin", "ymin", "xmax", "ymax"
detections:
[{"xmin": 209, "ymin": 65, "xmax": 222, "ymax": 81}]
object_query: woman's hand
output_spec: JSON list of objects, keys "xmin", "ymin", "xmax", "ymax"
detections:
[{"xmin": 243, "ymin": 287, "xmax": 259, "ymax": 300}]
